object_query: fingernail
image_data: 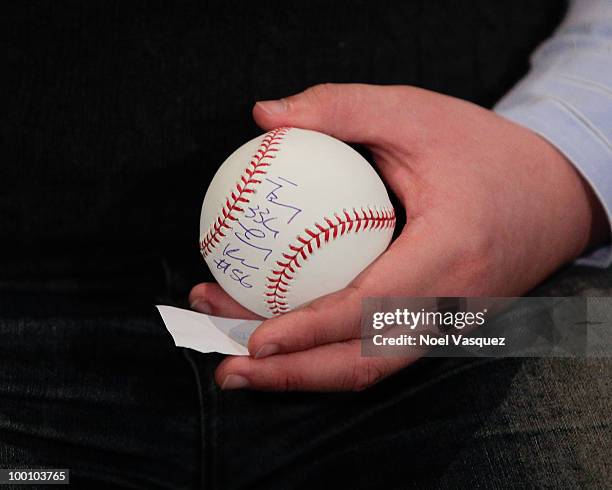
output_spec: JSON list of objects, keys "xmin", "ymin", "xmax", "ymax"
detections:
[
  {"xmin": 190, "ymin": 299, "xmax": 212, "ymax": 315},
  {"xmin": 221, "ymin": 374, "xmax": 249, "ymax": 390},
  {"xmin": 254, "ymin": 344, "xmax": 280, "ymax": 359},
  {"xmin": 256, "ymin": 99, "xmax": 288, "ymax": 115}
]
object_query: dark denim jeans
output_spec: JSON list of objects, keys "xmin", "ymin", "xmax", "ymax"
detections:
[{"xmin": 1, "ymin": 285, "xmax": 610, "ymax": 489}]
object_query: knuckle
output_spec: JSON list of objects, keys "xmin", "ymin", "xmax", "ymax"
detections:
[
  {"xmin": 447, "ymin": 213, "xmax": 495, "ymax": 264},
  {"xmin": 302, "ymin": 83, "xmax": 343, "ymax": 121},
  {"xmin": 309, "ymin": 326, "xmax": 328, "ymax": 349},
  {"xmin": 348, "ymin": 360, "xmax": 386, "ymax": 392},
  {"xmin": 448, "ymin": 229, "xmax": 497, "ymax": 292},
  {"xmin": 305, "ymin": 82, "xmax": 338, "ymax": 103},
  {"xmin": 289, "ymin": 304, "xmax": 327, "ymax": 349},
  {"xmin": 277, "ymin": 372, "xmax": 305, "ymax": 392},
  {"xmin": 188, "ymin": 283, "xmax": 211, "ymax": 302}
]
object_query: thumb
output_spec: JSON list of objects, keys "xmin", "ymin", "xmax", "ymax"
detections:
[{"xmin": 253, "ymin": 83, "xmax": 411, "ymax": 147}]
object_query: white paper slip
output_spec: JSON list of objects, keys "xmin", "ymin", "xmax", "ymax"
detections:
[{"xmin": 156, "ymin": 305, "xmax": 262, "ymax": 356}]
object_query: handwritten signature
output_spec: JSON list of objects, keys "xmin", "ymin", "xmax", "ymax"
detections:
[{"xmin": 211, "ymin": 176, "xmax": 301, "ymax": 289}]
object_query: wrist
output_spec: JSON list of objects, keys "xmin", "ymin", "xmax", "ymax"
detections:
[
  {"xmin": 496, "ymin": 95, "xmax": 612, "ymax": 267},
  {"xmin": 541, "ymin": 136, "xmax": 610, "ymax": 263},
  {"xmin": 576, "ymin": 173, "xmax": 610, "ymax": 254}
]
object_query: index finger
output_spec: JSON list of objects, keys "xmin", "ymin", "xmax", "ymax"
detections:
[
  {"xmin": 247, "ymin": 220, "xmax": 459, "ymax": 359},
  {"xmin": 247, "ymin": 284, "xmax": 363, "ymax": 359}
]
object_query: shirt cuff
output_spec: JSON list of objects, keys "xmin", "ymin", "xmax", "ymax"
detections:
[{"xmin": 495, "ymin": 96, "xmax": 612, "ymax": 268}]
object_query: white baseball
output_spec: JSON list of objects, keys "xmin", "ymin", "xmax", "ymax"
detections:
[{"xmin": 199, "ymin": 127, "xmax": 395, "ymax": 318}]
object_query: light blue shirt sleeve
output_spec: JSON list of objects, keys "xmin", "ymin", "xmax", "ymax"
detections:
[{"xmin": 494, "ymin": 0, "xmax": 612, "ymax": 268}]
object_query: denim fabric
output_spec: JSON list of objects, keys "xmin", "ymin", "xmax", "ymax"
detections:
[
  {"xmin": 0, "ymin": 295, "xmax": 200, "ymax": 489},
  {"xmin": 0, "ymin": 267, "xmax": 611, "ymax": 489},
  {"xmin": 1, "ymin": 292, "xmax": 610, "ymax": 488},
  {"xmin": 189, "ymin": 355, "xmax": 611, "ymax": 489}
]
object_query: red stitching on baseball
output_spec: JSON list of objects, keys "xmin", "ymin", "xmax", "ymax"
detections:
[
  {"xmin": 265, "ymin": 207, "xmax": 396, "ymax": 315},
  {"xmin": 200, "ymin": 127, "xmax": 290, "ymax": 256}
]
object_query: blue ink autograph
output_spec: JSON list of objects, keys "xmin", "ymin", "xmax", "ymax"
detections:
[
  {"xmin": 211, "ymin": 175, "xmax": 302, "ymax": 289},
  {"xmin": 222, "ymin": 243, "xmax": 258, "ymax": 270},
  {"xmin": 265, "ymin": 176, "xmax": 302, "ymax": 223},
  {"xmin": 234, "ymin": 220, "xmax": 274, "ymax": 261},
  {"xmin": 213, "ymin": 258, "xmax": 253, "ymax": 289}
]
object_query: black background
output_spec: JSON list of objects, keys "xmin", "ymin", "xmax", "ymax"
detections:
[{"xmin": 1, "ymin": 0, "xmax": 565, "ymax": 302}]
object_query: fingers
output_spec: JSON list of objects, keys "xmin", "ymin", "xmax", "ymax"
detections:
[
  {"xmin": 252, "ymin": 83, "xmax": 420, "ymax": 149},
  {"xmin": 245, "ymin": 221, "xmax": 455, "ymax": 360},
  {"xmin": 216, "ymin": 340, "xmax": 412, "ymax": 392},
  {"xmin": 189, "ymin": 282, "xmax": 262, "ymax": 320},
  {"xmin": 246, "ymin": 285, "xmax": 363, "ymax": 359}
]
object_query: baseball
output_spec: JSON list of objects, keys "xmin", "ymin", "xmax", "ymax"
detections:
[{"xmin": 199, "ymin": 127, "xmax": 395, "ymax": 318}]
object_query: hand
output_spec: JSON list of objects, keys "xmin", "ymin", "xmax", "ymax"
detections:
[{"xmin": 189, "ymin": 83, "xmax": 608, "ymax": 391}]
